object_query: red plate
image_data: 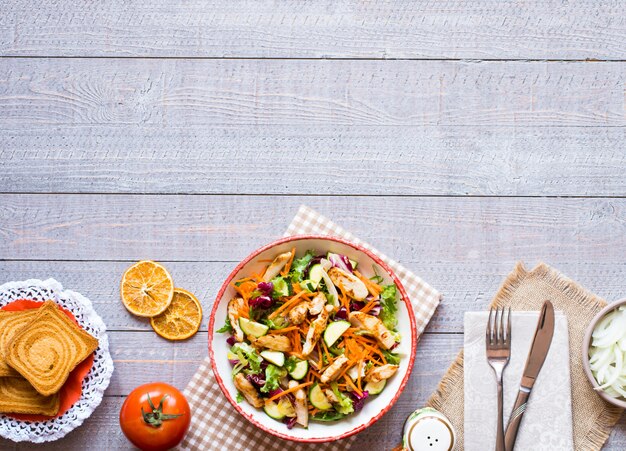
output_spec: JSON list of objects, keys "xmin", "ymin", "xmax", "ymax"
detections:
[{"xmin": 1, "ymin": 299, "xmax": 95, "ymax": 421}]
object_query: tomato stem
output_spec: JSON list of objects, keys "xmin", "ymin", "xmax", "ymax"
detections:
[{"xmin": 141, "ymin": 394, "xmax": 183, "ymax": 427}]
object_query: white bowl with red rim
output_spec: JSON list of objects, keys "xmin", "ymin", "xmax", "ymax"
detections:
[{"xmin": 208, "ymin": 235, "xmax": 417, "ymax": 443}]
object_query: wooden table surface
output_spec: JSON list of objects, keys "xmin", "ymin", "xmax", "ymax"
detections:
[{"xmin": 1, "ymin": 1, "xmax": 625, "ymax": 449}]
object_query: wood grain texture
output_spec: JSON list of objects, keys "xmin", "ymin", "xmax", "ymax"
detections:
[
  {"xmin": 2, "ymin": 125, "xmax": 626, "ymax": 196},
  {"xmin": 2, "ymin": 0, "xmax": 626, "ymax": 447},
  {"xmin": 1, "ymin": 59, "xmax": 625, "ymax": 128},
  {"xmin": 1, "ymin": 0, "xmax": 626, "ymax": 59},
  {"xmin": 2, "ymin": 195, "xmax": 625, "ymax": 264},
  {"xmin": 1, "ymin": 259, "xmax": 625, "ymax": 333}
]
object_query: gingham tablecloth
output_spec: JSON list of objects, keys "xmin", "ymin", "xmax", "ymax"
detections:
[{"xmin": 178, "ymin": 205, "xmax": 442, "ymax": 450}]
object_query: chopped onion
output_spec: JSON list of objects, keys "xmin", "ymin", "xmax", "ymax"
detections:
[{"xmin": 589, "ymin": 307, "xmax": 626, "ymax": 398}]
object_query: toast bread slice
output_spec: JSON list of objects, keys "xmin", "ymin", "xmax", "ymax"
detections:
[
  {"xmin": 0, "ymin": 309, "xmax": 39, "ymax": 377},
  {"xmin": 0, "ymin": 376, "xmax": 60, "ymax": 416},
  {"xmin": 6, "ymin": 301, "xmax": 99, "ymax": 396}
]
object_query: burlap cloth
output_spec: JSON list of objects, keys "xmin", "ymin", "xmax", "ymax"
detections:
[
  {"xmin": 427, "ymin": 262, "xmax": 623, "ymax": 450},
  {"xmin": 178, "ymin": 206, "xmax": 442, "ymax": 450}
]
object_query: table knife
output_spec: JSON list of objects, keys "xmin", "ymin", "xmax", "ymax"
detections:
[{"xmin": 504, "ymin": 300, "xmax": 555, "ymax": 451}]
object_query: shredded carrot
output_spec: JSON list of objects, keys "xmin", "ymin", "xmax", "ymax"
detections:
[
  {"xmin": 267, "ymin": 382, "xmax": 313, "ymax": 402},
  {"xmin": 317, "ymin": 343, "xmax": 324, "ymax": 369},
  {"xmin": 280, "ymin": 247, "xmax": 296, "ymax": 276},
  {"xmin": 353, "ymin": 339, "xmax": 387, "ymax": 364},
  {"xmin": 282, "ymin": 293, "xmax": 313, "ymax": 316},
  {"xmin": 310, "ymin": 408, "xmax": 320, "ymax": 416},
  {"xmin": 340, "ymin": 291, "xmax": 350, "ymax": 310},
  {"xmin": 268, "ymin": 290, "xmax": 308, "ymax": 319},
  {"xmin": 367, "ymin": 356, "xmax": 385, "ymax": 366},
  {"xmin": 290, "ymin": 330, "xmax": 302, "ymax": 355},
  {"xmin": 321, "ymin": 338, "xmax": 334, "ymax": 365},
  {"xmin": 232, "ymin": 279, "xmax": 259, "ymax": 301},
  {"xmin": 360, "ymin": 298, "xmax": 378, "ymax": 314},
  {"xmin": 269, "ymin": 326, "xmax": 299, "ymax": 334},
  {"xmin": 354, "ymin": 270, "xmax": 382, "ymax": 296},
  {"xmin": 238, "ymin": 308, "xmax": 250, "ymax": 319},
  {"xmin": 357, "ymin": 360, "xmax": 363, "ymax": 391},
  {"xmin": 344, "ymin": 375, "xmax": 362, "ymax": 396},
  {"xmin": 337, "ymin": 360, "xmax": 356, "ymax": 381}
]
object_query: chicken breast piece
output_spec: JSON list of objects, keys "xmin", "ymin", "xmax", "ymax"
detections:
[
  {"xmin": 308, "ymin": 292, "xmax": 327, "ymax": 315},
  {"xmin": 320, "ymin": 355, "xmax": 350, "ymax": 383},
  {"xmin": 252, "ymin": 334, "xmax": 292, "ymax": 352},
  {"xmin": 365, "ymin": 364, "xmax": 399, "ymax": 383},
  {"xmin": 287, "ymin": 301, "xmax": 310, "ymax": 325},
  {"xmin": 234, "ymin": 373, "xmax": 263, "ymax": 408},
  {"xmin": 349, "ymin": 311, "xmax": 396, "ymax": 350},
  {"xmin": 289, "ymin": 380, "xmax": 309, "ymax": 427},
  {"xmin": 328, "ymin": 267, "xmax": 368, "ymax": 301},
  {"xmin": 324, "ymin": 388, "xmax": 339, "ymax": 403},
  {"xmin": 227, "ymin": 297, "xmax": 246, "ymax": 342},
  {"xmin": 302, "ymin": 306, "xmax": 330, "ymax": 356},
  {"xmin": 263, "ymin": 251, "xmax": 293, "ymax": 282}
]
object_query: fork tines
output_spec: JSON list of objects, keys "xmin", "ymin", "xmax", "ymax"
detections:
[{"xmin": 486, "ymin": 307, "xmax": 512, "ymax": 348}]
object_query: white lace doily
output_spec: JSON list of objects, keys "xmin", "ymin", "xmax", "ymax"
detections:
[{"xmin": 0, "ymin": 278, "xmax": 114, "ymax": 443}]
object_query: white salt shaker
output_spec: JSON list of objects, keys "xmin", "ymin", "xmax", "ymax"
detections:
[{"xmin": 402, "ymin": 407, "xmax": 456, "ymax": 451}]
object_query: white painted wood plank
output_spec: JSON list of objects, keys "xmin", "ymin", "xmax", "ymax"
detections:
[
  {"xmin": 1, "ymin": 59, "xmax": 624, "ymax": 128},
  {"xmin": 2, "ymin": 125, "xmax": 625, "ymax": 196},
  {"xmin": 1, "ymin": 260, "xmax": 624, "ymax": 333},
  {"xmin": 2, "ymin": 195, "xmax": 625, "ymax": 266},
  {"xmin": 1, "ymin": 1, "xmax": 625, "ymax": 59}
]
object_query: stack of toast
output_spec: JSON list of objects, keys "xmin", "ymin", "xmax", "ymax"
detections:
[{"xmin": 0, "ymin": 301, "xmax": 98, "ymax": 416}]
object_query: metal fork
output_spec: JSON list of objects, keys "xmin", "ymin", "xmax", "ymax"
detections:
[{"xmin": 486, "ymin": 307, "xmax": 511, "ymax": 451}]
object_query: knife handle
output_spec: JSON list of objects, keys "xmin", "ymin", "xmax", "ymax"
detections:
[{"xmin": 504, "ymin": 388, "xmax": 530, "ymax": 451}]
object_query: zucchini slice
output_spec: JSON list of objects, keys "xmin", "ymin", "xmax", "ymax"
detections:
[
  {"xmin": 323, "ymin": 320, "xmax": 351, "ymax": 347},
  {"xmin": 309, "ymin": 384, "xmax": 333, "ymax": 410},
  {"xmin": 239, "ymin": 317, "xmax": 269, "ymax": 338},
  {"xmin": 288, "ymin": 360, "xmax": 309, "ymax": 381},
  {"xmin": 260, "ymin": 350, "xmax": 285, "ymax": 367},
  {"xmin": 364, "ymin": 379, "xmax": 386, "ymax": 395},
  {"xmin": 264, "ymin": 400, "xmax": 285, "ymax": 420}
]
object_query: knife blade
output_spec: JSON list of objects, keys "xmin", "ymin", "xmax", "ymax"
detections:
[{"xmin": 504, "ymin": 300, "xmax": 555, "ymax": 451}]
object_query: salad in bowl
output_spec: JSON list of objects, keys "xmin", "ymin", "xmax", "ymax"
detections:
[{"xmin": 209, "ymin": 236, "xmax": 416, "ymax": 442}]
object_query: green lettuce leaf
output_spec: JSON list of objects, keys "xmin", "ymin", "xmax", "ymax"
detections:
[
  {"xmin": 261, "ymin": 364, "xmax": 287, "ymax": 393},
  {"xmin": 289, "ymin": 250, "xmax": 315, "ymax": 283},
  {"xmin": 330, "ymin": 382, "xmax": 354, "ymax": 415},
  {"xmin": 231, "ymin": 342, "xmax": 262, "ymax": 374},
  {"xmin": 270, "ymin": 276, "xmax": 291, "ymax": 298},
  {"xmin": 379, "ymin": 284, "xmax": 398, "ymax": 331},
  {"xmin": 382, "ymin": 349, "xmax": 401, "ymax": 365},
  {"xmin": 311, "ymin": 410, "xmax": 346, "ymax": 422},
  {"xmin": 216, "ymin": 317, "xmax": 233, "ymax": 334}
]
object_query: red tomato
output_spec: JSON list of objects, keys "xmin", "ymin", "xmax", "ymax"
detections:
[{"xmin": 120, "ymin": 382, "xmax": 191, "ymax": 451}]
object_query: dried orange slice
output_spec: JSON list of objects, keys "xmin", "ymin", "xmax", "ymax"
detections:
[
  {"xmin": 150, "ymin": 288, "xmax": 203, "ymax": 340},
  {"xmin": 120, "ymin": 261, "xmax": 174, "ymax": 317}
]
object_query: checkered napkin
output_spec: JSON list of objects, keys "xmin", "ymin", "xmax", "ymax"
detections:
[{"xmin": 178, "ymin": 205, "xmax": 442, "ymax": 450}]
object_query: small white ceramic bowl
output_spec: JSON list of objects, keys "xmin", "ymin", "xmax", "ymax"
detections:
[
  {"xmin": 582, "ymin": 298, "xmax": 626, "ymax": 409},
  {"xmin": 208, "ymin": 235, "xmax": 417, "ymax": 443}
]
